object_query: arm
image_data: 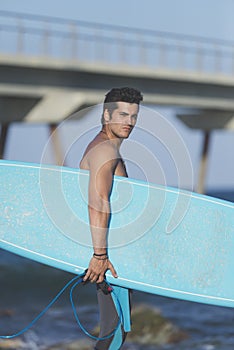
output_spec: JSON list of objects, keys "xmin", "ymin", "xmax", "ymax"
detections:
[{"xmin": 83, "ymin": 144, "xmax": 118, "ymax": 283}]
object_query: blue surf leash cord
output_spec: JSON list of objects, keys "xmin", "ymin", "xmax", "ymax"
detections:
[{"xmin": 0, "ymin": 271, "xmax": 123, "ymax": 341}]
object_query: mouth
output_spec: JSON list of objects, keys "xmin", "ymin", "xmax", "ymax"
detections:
[{"xmin": 122, "ymin": 127, "xmax": 132, "ymax": 132}]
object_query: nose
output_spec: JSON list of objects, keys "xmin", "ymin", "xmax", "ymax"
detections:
[{"xmin": 126, "ymin": 115, "xmax": 135, "ymax": 125}]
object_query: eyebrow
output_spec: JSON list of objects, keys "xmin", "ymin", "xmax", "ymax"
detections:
[{"xmin": 119, "ymin": 111, "xmax": 138, "ymax": 117}]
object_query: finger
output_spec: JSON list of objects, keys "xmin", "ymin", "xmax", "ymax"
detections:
[
  {"xmin": 89, "ymin": 272, "xmax": 96, "ymax": 281},
  {"xmin": 108, "ymin": 262, "xmax": 118, "ymax": 278},
  {"xmin": 83, "ymin": 269, "xmax": 91, "ymax": 281},
  {"xmin": 90, "ymin": 274, "xmax": 99, "ymax": 283},
  {"xmin": 84, "ymin": 269, "xmax": 96, "ymax": 282},
  {"xmin": 96, "ymin": 274, "xmax": 105, "ymax": 283}
]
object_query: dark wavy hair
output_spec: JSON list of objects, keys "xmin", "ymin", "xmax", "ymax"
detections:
[{"xmin": 102, "ymin": 87, "xmax": 143, "ymax": 124}]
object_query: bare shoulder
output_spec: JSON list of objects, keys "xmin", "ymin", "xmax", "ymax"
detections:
[{"xmin": 80, "ymin": 138, "xmax": 118, "ymax": 172}]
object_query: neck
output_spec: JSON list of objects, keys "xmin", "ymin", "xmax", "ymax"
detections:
[{"xmin": 100, "ymin": 126, "xmax": 123, "ymax": 149}]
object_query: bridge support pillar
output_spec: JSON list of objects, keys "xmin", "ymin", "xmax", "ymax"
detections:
[
  {"xmin": 0, "ymin": 123, "xmax": 10, "ymax": 159},
  {"xmin": 197, "ymin": 131, "xmax": 211, "ymax": 194},
  {"xmin": 49, "ymin": 124, "xmax": 65, "ymax": 166}
]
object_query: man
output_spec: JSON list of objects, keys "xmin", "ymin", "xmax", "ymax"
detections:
[{"xmin": 80, "ymin": 87, "xmax": 143, "ymax": 349}]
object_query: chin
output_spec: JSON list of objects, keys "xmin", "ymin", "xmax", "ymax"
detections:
[
  {"xmin": 122, "ymin": 131, "xmax": 132, "ymax": 138},
  {"xmin": 121, "ymin": 134, "xmax": 130, "ymax": 139}
]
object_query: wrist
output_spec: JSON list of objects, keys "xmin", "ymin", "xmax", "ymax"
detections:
[
  {"xmin": 93, "ymin": 248, "xmax": 107, "ymax": 255},
  {"xmin": 93, "ymin": 253, "xmax": 108, "ymax": 260}
]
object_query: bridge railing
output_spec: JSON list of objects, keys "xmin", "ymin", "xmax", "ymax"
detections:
[{"xmin": 0, "ymin": 10, "xmax": 234, "ymax": 75}]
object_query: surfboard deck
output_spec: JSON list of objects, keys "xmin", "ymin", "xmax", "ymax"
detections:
[{"xmin": 1, "ymin": 160, "xmax": 234, "ymax": 307}]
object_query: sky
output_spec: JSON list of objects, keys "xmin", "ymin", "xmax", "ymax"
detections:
[
  {"xmin": 1, "ymin": 0, "xmax": 234, "ymax": 40},
  {"xmin": 1, "ymin": 0, "xmax": 234, "ymax": 193}
]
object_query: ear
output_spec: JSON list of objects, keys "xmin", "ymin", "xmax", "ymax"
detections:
[{"xmin": 103, "ymin": 109, "xmax": 110, "ymax": 123}]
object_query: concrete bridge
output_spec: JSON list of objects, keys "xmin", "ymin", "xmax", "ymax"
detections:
[
  {"xmin": 1, "ymin": 10, "xmax": 234, "ymax": 124},
  {"xmin": 0, "ymin": 10, "xmax": 234, "ymax": 191}
]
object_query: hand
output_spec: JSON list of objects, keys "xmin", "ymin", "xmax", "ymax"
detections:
[{"xmin": 83, "ymin": 257, "xmax": 118, "ymax": 283}]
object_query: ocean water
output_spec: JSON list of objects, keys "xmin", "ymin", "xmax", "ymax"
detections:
[{"xmin": 0, "ymin": 191, "xmax": 233, "ymax": 350}]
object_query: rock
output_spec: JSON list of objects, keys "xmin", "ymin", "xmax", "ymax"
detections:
[
  {"xmin": 0, "ymin": 339, "xmax": 25, "ymax": 349},
  {"xmin": 46, "ymin": 303, "xmax": 188, "ymax": 349},
  {"xmin": 128, "ymin": 304, "xmax": 188, "ymax": 345},
  {"xmin": 46, "ymin": 338, "xmax": 94, "ymax": 350}
]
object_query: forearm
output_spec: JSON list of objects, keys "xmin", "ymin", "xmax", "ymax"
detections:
[{"xmin": 88, "ymin": 205, "xmax": 110, "ymax": 253}]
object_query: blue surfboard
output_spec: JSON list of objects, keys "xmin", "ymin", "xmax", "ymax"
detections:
[{"xmin": 0, "ymin": 160, "xmax": 234, "ymax": 307}]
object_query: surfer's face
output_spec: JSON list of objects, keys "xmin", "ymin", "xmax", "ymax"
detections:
[{"xmin": 103, "ymin": 101, "xmax": 139, "ymax": 139}]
